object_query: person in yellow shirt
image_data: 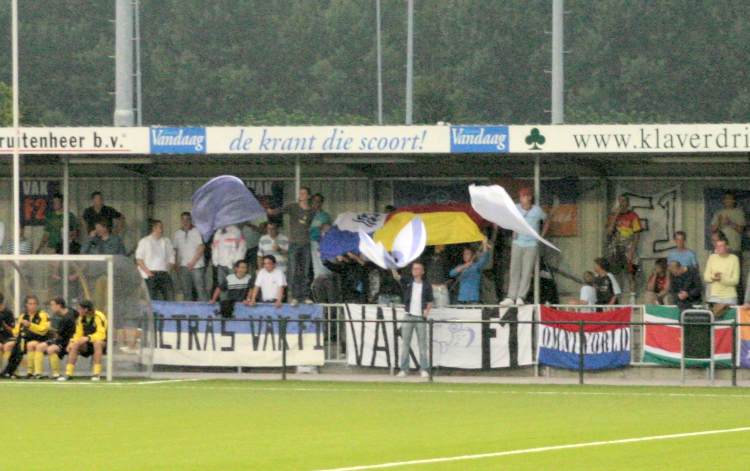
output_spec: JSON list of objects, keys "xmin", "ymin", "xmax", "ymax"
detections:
[
  {"xmin": 58, "ymin": 300, "xmax": 107, "ymax": 381},
  {"xmin": 703, "ymin": 238, "xmax": 740, "ymax": 317},
  {"xmin": 1, "ymin": 295, "xmax": 50, "ymax": 379}
]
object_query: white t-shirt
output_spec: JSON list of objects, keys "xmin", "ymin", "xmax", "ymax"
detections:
[
  {"xmin": 579, "ymin": 285, "xmax": 597, "ymax": 305},
  {"xmin": 135, "ymin": 235, "xmax": 175, "ymax": 279},
  {"xmin": 608, "ymin": 273, "xmax": 622, "ymax": 296},
  {"xmin": 409, "ymin": 281, "xmax": 424, "ymax": 316},
  {"xmin": 173, "ymin": 227, "xmax": 205, "ymax": 268},
  {"xmin": 212, "ymin": 225, "xmax": 246, "ymax": 269},
  {"xmin": 254, "ymin": 268, "xmax": 287, "ymax": 302},
  {"xmin": 258, "ymin": 234, "xmax": 289, "ymax": 273}
]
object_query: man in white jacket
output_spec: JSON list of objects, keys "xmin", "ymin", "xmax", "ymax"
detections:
[{"xmin": 212, "ymin": 224, "xmax": 246, "ymax": 290}]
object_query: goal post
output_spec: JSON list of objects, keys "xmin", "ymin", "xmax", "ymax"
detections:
[{"xmin": 0, "ymin": 254, "xmax": 154, "ymax": 381}]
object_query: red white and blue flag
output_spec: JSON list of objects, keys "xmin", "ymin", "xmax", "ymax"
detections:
[{"xmin": 538, "ymin": 306, "xmax": 632, "ymax": 370}]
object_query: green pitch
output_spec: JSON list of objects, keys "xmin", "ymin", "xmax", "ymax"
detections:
[{"xmin": 2, "ymin": 379, "xmax": 750, "ymax": 470}]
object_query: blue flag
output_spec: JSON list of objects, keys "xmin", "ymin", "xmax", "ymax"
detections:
[
  {"xmin": 191, "ymin": 175, "xmax": 266, "ymax": 242},
  {"xmin": 319, "ymin": 227, "xmax": 360, "ymax": 261}
]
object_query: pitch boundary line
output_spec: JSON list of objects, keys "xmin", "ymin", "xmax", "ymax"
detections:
[{"xmin": 315, "ymin": 426, "xmax": 750, "ymax": 470}]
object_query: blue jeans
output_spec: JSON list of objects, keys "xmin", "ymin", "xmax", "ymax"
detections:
[
  {"xmin": 399, "ymin": 314, "xmax": 430, "ymax": 371},
  {"xmin": 178, "ymin": 266, "xmax": 208, "ymax": 301}
]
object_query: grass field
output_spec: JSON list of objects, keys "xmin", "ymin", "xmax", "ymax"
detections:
[{"xmin": 2, "ymin": 379, "xmax": 750, "ymax": 470}]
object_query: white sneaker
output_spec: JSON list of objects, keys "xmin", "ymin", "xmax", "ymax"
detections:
[
  {"xmin": 290, "ymin": 299, "xmax": 299, "ymax": 307},
  {"xmin": 91, "ymin": 375, "xmax": 101, "ymax": 382},
  {"xmin": 57, "ymin": 376, "xmax": 69, "ymax": 382},
  {"xmin": 396, "ymin": 371, "xmax": 407, "ymax": 378},
  {"xmin": 500, "ymin": 298, "xmax": 514, "ymax": 307},
  {"xmin": 420, "ymin": 370, "xmax": 429, "ymax": 378},
  {"xmin": 515, "ymin": 298, "xmax": 525, "ymax": 306},
  {"xmin": 303, "ymin": 298, "xmax": 314, "ymax": 304}
]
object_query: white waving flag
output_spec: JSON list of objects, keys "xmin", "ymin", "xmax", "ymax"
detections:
[
  {"xmin": 359, "ymin": 216, "xmax": 427, "ymax": 269},
  {"xmin": 334, "ymin": 212, "xmax": 387, "ymax": 233},
  {"xmin": 469, "ymin": 184, "xmax": 559, "ymax": 252}
]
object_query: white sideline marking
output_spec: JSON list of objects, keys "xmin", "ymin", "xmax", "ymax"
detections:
[
  {"xmin": 2, "ymin": 381, "xmax": 750, "ymax": 398},
  {"xmin": 315, "ymin": 426, "xmax": 750, "ymax": 470}
]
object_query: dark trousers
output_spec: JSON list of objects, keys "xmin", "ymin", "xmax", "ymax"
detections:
[
  {"xmin": 146, "ymin": 271, "xmax": 174, "ymax": 301},
  {"xmin": 288, "ymin": 243, "xmax": 312, "ymax": 300}
]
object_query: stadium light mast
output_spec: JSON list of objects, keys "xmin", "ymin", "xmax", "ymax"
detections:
[
  {"xmin": 405, "ymin": 0, "xmax": 414, "ymax": 125},
  {"xmin": 11, "ymin": 0, "xmax": 21, "ymax": 314},
  {"xmin": 114, "ymin": 0, "xmax": 135, "ymax": 126},
  {"xmin": 376, "ymin": 0, "xmax": 383, "ymax": 125}
]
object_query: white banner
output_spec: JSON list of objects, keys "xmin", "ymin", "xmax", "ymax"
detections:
[
  {"xmin": 615, "ymin": 184, "xmax": 682, "ymax": 258},
  {"xmin": 0, "ymin": 127, "xmax": 149, "ymax": 154},
  {"xmin": 509, "ymin": 123, "xmax": 750, "ymax": 154},
  {"xmin": 207, "ymin": 126, "xmax": 450, "ymax": 154},
  {"xmin": 344, "ymin": 304, "xmax": 534, "ymax": 369}
]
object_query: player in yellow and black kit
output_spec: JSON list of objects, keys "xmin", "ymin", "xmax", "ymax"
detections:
[
  {"xmin": 0, "ymin": 293, "xmax": 15, "ymax": 371},
  {"xmin": 1, "ymin": 295, "xmax": 49, "ymax": 379},
  {"xmin": 42, "ymin": 297, "xmax": 78, "ymax": 379},
  {"xmin": 58, "ymin": 300, "xmax": 107, "ymax": 381}
]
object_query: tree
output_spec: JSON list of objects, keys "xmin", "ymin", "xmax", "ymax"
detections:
[{"xmin": 0, "ymin": 82, "xmax": 11, "ymax": 125}]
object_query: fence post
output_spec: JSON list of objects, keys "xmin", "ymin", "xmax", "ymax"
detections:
[
  {"xmin": 428, "ymin": 318, "xmax": 434, "ymax": 383},
  {"xmin": 281, "ymin": 318, "xmax": 287, "ymax": 381},
  {"xmin": 578, "ymin": 320, "xmax": 585, "ymax": 385},
  {"xmin": 732, "ymin": 320, "xmax": 738, "ymax": 387}
]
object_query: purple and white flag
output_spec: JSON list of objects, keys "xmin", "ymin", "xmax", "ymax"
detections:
[
  {"xmin": 191, "ymin": 175, "xmax": 266, "ymax": 242},
  {"xmin": 358, "ymin": 216, "xmax": 426, "ymax": 269}
]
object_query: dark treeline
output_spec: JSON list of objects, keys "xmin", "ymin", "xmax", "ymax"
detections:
[{"xmin": 0, "ymin": 0, "xmax": 748, "ymax": 126}]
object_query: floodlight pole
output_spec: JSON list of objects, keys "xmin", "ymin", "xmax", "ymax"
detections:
[
  {"xmin": 405, "ymin": 0, "xmax": 414, "ymax": 125},
  {"xmin": 376, "ymin": 0, "xmax": 383, "ymax": 125},
  {"xmin": 114, "ymin": 0, "xmax": 135, "ymax": 126},
  {"xmin": 11, "ymin": 0, "xmax": 21, "ymax": 315}
]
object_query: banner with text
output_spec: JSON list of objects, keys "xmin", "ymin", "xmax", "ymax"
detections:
[
  {"xmin": 0, "ymin": 127, "xmax": 149, "ymax": 154},
  {"xmin": 509, "ymin": 124, "xmax": 750, "ymax": 154},
  {"xmin": 20, "ymin": 179, "xmax": 60, "ymax": 226},
  {"xmin": 739, "ymin": 307, "xmax": 750, "ymax": 368},
  {"xmin": 151, "ymin": 301, "xmax": 324, "ymax": 367},
  {"xmin": 537, "ymin": 306, "xmax": 632, "ymax": 370},
  {"xmin": 344, "ymin": 304, "xmax": 534, "ymax": 369}
]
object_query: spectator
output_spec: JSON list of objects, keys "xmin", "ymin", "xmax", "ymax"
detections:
[
  {"xmin": 135, "ymin": 220, "xmax": 175, "ymax": 301},
  {"xmin": 58, "ymin": 300, "xmax": 107, "ymax": 381},
  {"xmin": 82, "ymin": 220, "xmax": 126, "ymax": 310},
  {"xmin": 268, "ymin": 187, "xmax": 315, "ymax": 306},
  {"xmin": 173, "ymin": 212, "xmax": 208, "ymax": 301},
  {"xmin": 645, "ymin": 258, "xmax": 671, "ymax": 305},
  {"xmin": 36, "ymin": 193, "xmax": 79, "ymax": 254},
  {"xmin": 668, "ymin": 261, "xmax": 703, "ymax": 312},
  {"xmin": 82, "ymin": 191, "xmax": 124, "ymax": 237},
  {"xmin": 704, "ymin": 238, "xmax": 740, "ymax": 315},
  {"xmin": 501, "ymin": 188, "xmax": 549, "ymax": 307},
  {"xmin": 396, "ymin": 261, "xmax": 433, "ymax": 378},
  {"xmin": 710, "ymin": 230, "xmax": 725, "ymax": 252},
  {"xmin": 667, "ymin": 231, "xmax": 698, "ymax": 270},
  {"xmin": 247, "ymin": 255, "xmax": 286, "ymax": 308},
  {"xmin": 257, "ymin": 223, "xmax": 289, "ymax": 274},
  {"xmin": 593, "ymin": 257, "xmax": 621, "ymax": 305},
  {"xmin": 211, "ymin": 224, "xmax": 246, "ymax": 290},
  {"xmin": 210, "ymin": 260, "xmax": 252, "ymax": 303},
  {"xmin": 568, "ymin": 271, "xmax": 597, "ymax": 305},
  {"xmin": 310, "ymin": 193, "xmax": 333, "ymax": 279},
  {"xmin": 449, "ymin": 241, "xmax": 491, "ymax": 304},
  {"xmin": 324, "ymin": 253, "xmax": 368, "ymax": 303},
  {"xmin": 710, "ymin": 192, "xmax": 745, "ymax": 255},
  {"xmin": 242, "ymin": 220, "xmax": 265, "ymax": 275},
  {"xmin": 606, "ymin": 195, "xmax": 642, "ymax": 294},
  {"xmin": 424, "ymin": 245, "xmax": 449, "ymax": 308}
]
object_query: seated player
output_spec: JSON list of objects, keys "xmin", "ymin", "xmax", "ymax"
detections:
[
  {"xmin": 2, "ymin": 295, "xmax": 50, "ymax": 379},
  {"xmin": 0, "ymin": 293, "xmax": 15, "ymax": 371},
  {"xmin": 43, "ymin": 297, "xmax": 78, "ymax": 379},
  {"xmin": 58, "ymin": 300, "xmax": 107, "ymax": 381},
  {"xmin": 210, "ymin": 260, "xmax": 252, "ymax": 303}
]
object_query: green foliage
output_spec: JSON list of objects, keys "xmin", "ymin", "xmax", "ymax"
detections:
[
  {"xmin": 0, "ymin": 82, "xmax": 11, "ymax": 126},
  {"xmin": 0, "ymin": 0, "xmax": 748, "ymax": 126}
]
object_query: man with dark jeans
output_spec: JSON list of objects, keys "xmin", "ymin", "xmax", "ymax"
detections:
[
  {"xmin": 268, "ymin": 187, "xmax": 314, "ymax": 306},
  {"xmin": 136, "ymin": 220, "xmax": 175, "ymax": 301},
  {"xmin": 668, "ymin": 260, "xmax": 703, "ymax": 312}
]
